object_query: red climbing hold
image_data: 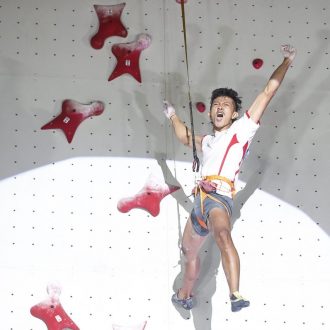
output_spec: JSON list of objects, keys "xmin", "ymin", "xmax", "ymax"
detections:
[
  {"xmin": 91, "ymin": 3, "xmax": 128, "ymax": 49},
  {"xmin": 117, "ymin": 175, "xmax": 180, "ymax": 217},
  {"xmin": 30, "ymin": 284, "xmax": 79, "ymax": 330},
  {"xmin": 176, "ymin": 0, "xmax": 188, "ymax": 3},
  {"xmin": 108, "ymin": 33, "xmax": 151, "ymax": 83},
  {"xmin": 196, "ymin": 102, "xmax": 206, "ymax": 113},
  {"xmin": 41, "ymin": 99, "xmax": 104, "ymax": 143},
  {"xmin": 252, "ymin": 58, "xmax": 263, "ymax": 69}
]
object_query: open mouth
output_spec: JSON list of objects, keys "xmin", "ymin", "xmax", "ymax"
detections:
[{"xmin": 216, "ymin": 110, "xmax": 224, "ymax": 118}]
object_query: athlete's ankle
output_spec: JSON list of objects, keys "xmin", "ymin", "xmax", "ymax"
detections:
[
  {"xmin": 230, "ymin": 290, "xmax": 240, "ymax": 297},
  {"xmin": 178, "ymin": 288, "xmax": 191, "ymax": 299}
]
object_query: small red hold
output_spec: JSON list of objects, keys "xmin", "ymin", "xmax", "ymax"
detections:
[
  {"xmin": 252, "ymin": 58, "xmax": 263, "ymax": 69},
  {"xmin": 176, "ymin": 0, "xmax": 188, "ymax": 3},
  {"xmin": 195, "ymin": 102, "xmax": 206, "ymax": 113},
  {"xmin": 90, "ymin": 3, "xmax": 128, "ymax": 49}
]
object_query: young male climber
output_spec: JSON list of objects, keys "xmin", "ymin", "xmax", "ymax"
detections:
[{"xmin": 163, "ymin": 45, "xmax": 296, "ymax": 312}]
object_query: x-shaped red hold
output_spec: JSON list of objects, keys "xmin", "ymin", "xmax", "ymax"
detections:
[
  {"xmin": 31, "ymin": 298, "xmax": 79, "ymax": 330},
  {"xmin": 41, "ymin": 100, "xmax": 104, "ymax": 143},
  {"xmin": 117, "ymin": 175, "xmax": 180, "ymax": 217},
  {"xmin": 108, "ymin": 34, "xmax": 151, "ymax": 83}
]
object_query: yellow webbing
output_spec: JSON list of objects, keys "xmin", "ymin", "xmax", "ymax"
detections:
[
  {"xmin": 202, "ymin": 175, "xmax": 235, "ymax": 193},
  {"xmin": 195, "ymin": 175, "xmax": 235, "ymax": 217}
]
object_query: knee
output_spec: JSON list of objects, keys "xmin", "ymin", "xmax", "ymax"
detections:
[
  {"xmin": 181, "ymin": 245, "xmax": 198, "ymax": 262},
  {"xmin": 214, "ymin": 229, "xmax": 232, "ymax": 249}
]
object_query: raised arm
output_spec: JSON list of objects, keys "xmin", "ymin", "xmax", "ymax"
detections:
[
  {"xmin": 163, "ymin": 101, "xmax": 203, "ymax": 151},
  {"xmin": 247, "ymin": 44, "xmax": 296, "ymax": 123}
]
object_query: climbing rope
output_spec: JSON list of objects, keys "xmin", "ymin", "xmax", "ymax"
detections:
[{"xmin": 180, "ymin": 1, "xmax": 200, "ymax": 172}]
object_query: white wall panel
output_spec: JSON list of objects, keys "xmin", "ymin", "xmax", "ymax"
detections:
[{"xmin": 0, "ymin": 0, "xmax": 329, "ymax": 329}]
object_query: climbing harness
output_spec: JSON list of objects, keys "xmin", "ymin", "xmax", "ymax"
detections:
[
  {"xmin": 180, "ymin": 1, "xmax": 200, "ymax": 172},
  {"xmin": 201, "ymin": 175, "xmax": 236, "ymax": 197}
]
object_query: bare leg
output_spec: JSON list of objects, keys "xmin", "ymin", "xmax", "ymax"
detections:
[
  {"xmin": 178, "ymin": 217, "xmax": 207, "ymax": 299},
  {"xmin": 208, "ymin": 207, "xmax": 240, "ymax": 295}
]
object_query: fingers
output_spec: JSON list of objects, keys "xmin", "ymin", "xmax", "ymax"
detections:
[
  {"xmin": 281, "ymin": 44, "xmax": 297, "ymax": 61},
  {"xmin": 163, "ymin": 100, "xmax": 170, "ymax": 109},
  {"xmin": 163, "ymin": 100, "xmax": 175, "ymax": 119},
  {"xmin": 281, "ymin": 44, "xmax": 294, "ymax": 53}
]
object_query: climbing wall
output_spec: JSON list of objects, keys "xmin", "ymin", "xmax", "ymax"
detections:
[{"xmin": 0, "ymin": 0, "xmax": 329, "ymax": 329}]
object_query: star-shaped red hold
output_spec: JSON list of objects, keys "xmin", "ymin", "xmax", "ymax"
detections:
[
  {"xmin": 91, "ymin": 3, "xmax": 128, "ymax": 49},
  {"xmin": 108, "ymin": 33, "xmax": 152, "ymax": 83},
  {"xmin": 30, "ymin": 284, "xmax": 79, "ymax": 330},
  {"xmin": 117, "ymin": 174, "xmax": 180, "ymax": 217},
  {"xmin": 41, "ymin": 99, "xmax": 105, "ymax": 143}
]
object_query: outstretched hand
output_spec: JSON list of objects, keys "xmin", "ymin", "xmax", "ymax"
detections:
[
  {"xmin": 163, "ymin": 100, "xmax": 176, "ymax": 119},
  {"xmin": 281, "ymin": 44, "xmax": 296, "ymax": 62}
]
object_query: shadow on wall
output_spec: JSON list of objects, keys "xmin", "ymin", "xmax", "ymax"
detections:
[{"xmin": 237, "ymin": 29, "xmax": 330, "ymax": 233}]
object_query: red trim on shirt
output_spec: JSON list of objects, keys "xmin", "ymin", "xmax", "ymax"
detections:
[
  {"xmin": 234, "ymin": 141, "xmax": 250, "ymax": 177},
  {"xmin": 218, "ymin": 134, "xmax": 239, "ymax": 175},
  {"xmin": 246, "ymin": 110, "xmax": 260, "ymax": 124},
  {"xmin": 242, "ymin": 141, "xmax": 249, "ymax": 159}
]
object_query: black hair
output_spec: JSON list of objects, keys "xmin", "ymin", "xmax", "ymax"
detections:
[{"xmin": 210, "ymin": 88, "xmax": 242, "ymax": 112}]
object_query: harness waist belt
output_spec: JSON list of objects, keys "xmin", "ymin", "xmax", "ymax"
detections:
[
  {"xmin": 202, "ymin": 175, "xmax": 236, "ymax": 196},
  {"xmin": 194, "ymin": 175, "xmax": 235, "ymax": 218}
]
